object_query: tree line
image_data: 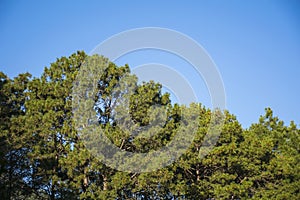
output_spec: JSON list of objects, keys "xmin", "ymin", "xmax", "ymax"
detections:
[{"xmin": 0, "ymin": 51, "xmax": 299, "ymax": 199}]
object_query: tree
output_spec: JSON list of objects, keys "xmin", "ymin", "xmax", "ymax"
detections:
[
  {"xmin": 0, "ymin": 71, "xmax": 33, "ymax": 199},
  {"xmin": 15, "ymin": 51, "xmax": 86, "ymax": 199},
  {"xmin": 0, "ymin": 51, "xmax": 299, "ymax": 199}
]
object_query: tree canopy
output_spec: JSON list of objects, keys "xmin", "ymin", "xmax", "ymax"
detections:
[{"xmin": 0, "ymin": 51, "xmax": 299, "ymax": 199}]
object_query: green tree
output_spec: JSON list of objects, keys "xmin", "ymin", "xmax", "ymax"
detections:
[
  {"xmin": 1, "ymin": 51, "xmax": 299, "ymax": 199},
  {"xmin": 0, "ymin": 71, "xmax": 33, "ymax": 199},
  {"xmin": 17, "ymin": 51, "xmax": 86, "ymax": 199},
  {"xmin": 250, "ymin": 109, "xmax": 300, "ymax": 199}
]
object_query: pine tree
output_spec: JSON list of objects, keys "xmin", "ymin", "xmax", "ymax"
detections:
[
  {"xmin": 16, "ymin": 51, "xmax": 86, "ymax": 199},
  {"xmin": 1, "ymin": 52, "xmax": 299, "ymax": 199},
  {"xmin": 0, "ymin": 71, "xmax": 33, "ymax": 199}
]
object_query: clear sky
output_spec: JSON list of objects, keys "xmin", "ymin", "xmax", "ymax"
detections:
[{"xmin": 1, "ymin": 0, "xmax": 299, "ymax": 128}]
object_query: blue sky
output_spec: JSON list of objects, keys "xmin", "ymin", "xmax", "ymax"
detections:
[{"xmin": 1, "ymin": 0, "xmax": 299, "ymax": 128}]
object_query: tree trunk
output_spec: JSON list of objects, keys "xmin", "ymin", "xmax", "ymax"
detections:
[{"xmin": 103, "ymin": 175, "xmax": 108, "ymax": 191}]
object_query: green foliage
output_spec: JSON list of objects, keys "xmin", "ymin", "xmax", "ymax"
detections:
[
  {"xmin": 0, "ymin": 52, "xmax": 299, "ymax": 199},
  {"xmin": 0, "ymin": 71, "xmax": 33, "ymax": 199}
]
